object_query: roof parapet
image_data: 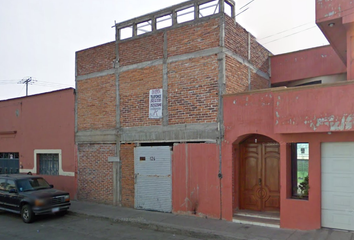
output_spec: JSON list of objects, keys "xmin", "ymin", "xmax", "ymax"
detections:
[{"xmin": 115, "ymin": 0, "xmax": 235, "ymax": 40}]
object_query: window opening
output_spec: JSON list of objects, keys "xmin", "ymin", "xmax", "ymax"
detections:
[
  {"xmin": 120, "ymin": 26, "xmax": 133, "ymax": 40},
  {"xmin": 291, "ymin": 143, "xmax": 309, "ymax": 199},
  {"xmin": 177, "ymin": 6, "xmax": 195, "ymax": 23},
  {"xmin": 137, "ymin": 20, "xmax": 152, "ymax": 35},
  {"xmin": 156, "ymin": 14, "xmax": 172, "ymax": 29},
  {"xmin": 224, "ymin": 1, "xmax": 233, "ymax": 17},
  {"xmin": 199, "ymin": 0, "xmax": 219, "ymax": 18},
  {"xmin": 38, "ymin": 153, "xmax": 59, "ymax": 175}
]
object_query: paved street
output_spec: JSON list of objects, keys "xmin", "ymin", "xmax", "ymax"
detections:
[{"xmin": 0, "ymin": 211, "xmax": 210, "ymax": 240}]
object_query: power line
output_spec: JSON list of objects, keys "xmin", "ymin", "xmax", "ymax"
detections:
[
  {"xmin": 257, "ymin": 22, "xmax": 313, "ymax": 40},
  {"xmin": 239, "ymin": 0, "xmax": 255, "ymax": 10},
  {"xmin": 236, "ymin": 7, "xmax": 249, "ymax": 17},
  {"xmin": 261, "ymin": 26, "xmax": 317, "ymax": 45}
]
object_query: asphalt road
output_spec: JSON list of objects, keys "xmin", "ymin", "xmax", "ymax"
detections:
[{"xmin": 0, "ymin": 211, "xmax": 206, "ymax": 240}]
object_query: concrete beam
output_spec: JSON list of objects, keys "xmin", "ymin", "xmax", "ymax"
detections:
[
  {"xmin": 119, "ymin": 123, "xmax": 219, "ymax": 143},
  {"xmin": 76, "ymin": 129, "xmax": 116, "ymax": 143},
  {"xmin": 224, "ymin": 49, "xmax": 270, "ymax": 80},
  {"xmin": 76, "ymin": 69, "xmax": 116, "ymax": 81}
]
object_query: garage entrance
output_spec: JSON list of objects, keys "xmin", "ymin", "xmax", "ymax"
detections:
[
  {"xmin": 0, "ymin": 152, "xmax": 19, "ymax": 174},
  {"xmin": 321, "ymin": 142, "xmax": 354, "ymax": 230},
  {"xmin": 134, "ymin": 146, "xmax": 172, "ymax": 212}
]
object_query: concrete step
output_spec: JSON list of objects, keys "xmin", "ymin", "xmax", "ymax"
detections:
[
  {"xmin": 235, "ymin": 210, "xmax": 280, "ymax": 220},
  {"xmin": 232, "ymin": 215, "xmax": 280, "ymax": 228}
]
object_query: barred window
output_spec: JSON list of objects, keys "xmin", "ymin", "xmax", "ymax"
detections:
[{"xmin": 38, "ymin": 154, "xmax": 59, "ymax": 175}]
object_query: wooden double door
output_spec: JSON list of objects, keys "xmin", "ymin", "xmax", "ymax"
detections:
[{"xmin": 240, "ymin": 141, "xmax": 280, "ymax": 212}]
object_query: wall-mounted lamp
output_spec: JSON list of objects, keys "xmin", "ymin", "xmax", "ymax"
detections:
[{"xmin": 328, "ymin": 23, "xmax": 335, "ymax": 28}]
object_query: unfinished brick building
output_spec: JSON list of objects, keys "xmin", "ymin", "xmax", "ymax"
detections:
[{"xmin": 75, "ymin": 0, "xmax": 270, "ymax": 218}]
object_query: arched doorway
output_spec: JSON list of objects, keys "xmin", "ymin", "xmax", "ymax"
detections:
[{"xmin": 239, "ymin": 134, "xmax": 280, "ymax": 212}]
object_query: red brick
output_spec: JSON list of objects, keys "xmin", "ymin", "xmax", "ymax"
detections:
[
  {"xmin": 77, "ymin": 74, "xmax": 116, "ymax": 131},
  {"xmin": 120, "ymin": 65, "xmax": 163, "ymax": 127},
  {"xmin": 77, "ymin": 144, "xmax": 115, "ymax": 204},
  {"xmin": 76, "ymin": 42, "xmax": 116, "ymax": 76}
]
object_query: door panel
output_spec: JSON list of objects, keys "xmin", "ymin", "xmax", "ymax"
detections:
[
  {"xmin": 240, "ymin": 142, "xmax": 280, "ymax": 212},
  {"xmin": 262, "ymin": 144, "xmax": 280, "ymax": 211}
]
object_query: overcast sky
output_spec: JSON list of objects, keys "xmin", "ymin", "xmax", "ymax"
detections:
[{"xmin": 0, "ymin": 0, "xmax": 328, "ymax": 101}]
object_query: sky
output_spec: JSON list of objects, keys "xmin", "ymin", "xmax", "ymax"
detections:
[{"xmin": 0, "ymin": 0, "xmax": 329, "ymax": 101}]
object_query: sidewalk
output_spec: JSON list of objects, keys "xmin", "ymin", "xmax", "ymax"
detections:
[{"xmin": 68, "ymin": 201, "xmax": 352, "ymax": 240}]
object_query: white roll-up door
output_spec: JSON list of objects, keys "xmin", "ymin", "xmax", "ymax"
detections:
[
  {"xmin": 322, "ymin": 142, "xmax": 354, "ymax": 230},
  {"xmin": 134, "ymin": 146, "xmax": 172, "ymax": 212}
]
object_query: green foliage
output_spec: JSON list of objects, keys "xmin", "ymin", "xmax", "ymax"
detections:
[{"xmin": 298, "ymin": 176, "xmax": 309, "ymax": 198}]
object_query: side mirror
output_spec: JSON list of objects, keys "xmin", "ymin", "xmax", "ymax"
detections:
[
  {"xmin": 49, "ymin": 184, "xmax": 54, "ymax": 188},
  {"xmin": 9, "ymin": 188, "xmax": 17, "ymax": 193}
]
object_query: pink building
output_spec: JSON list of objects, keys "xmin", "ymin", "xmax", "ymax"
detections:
[
  {"xmin": 0, "ymin": 88, "xmax": 77, "ymax": 198},
  {"xmin": 221, "ymin": 0, "xmax": 354, "ymax": 230}
]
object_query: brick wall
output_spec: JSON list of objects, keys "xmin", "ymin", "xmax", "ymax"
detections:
[
  {"xmin": 225, "ymin": 56, "xmax": 249, "ymax": 94},
  {"xmin": 250, "ymin": 36, "xmax": 270, "ymax": 74},
  {"xmin": 167, "ymin": 18, "xmax": 220, "ymax": 57},
  {"xmin": 77, "ymin": 74, "xmax": 116, "ymax": 131},
  {"xmin": 121, "ymin": 143, "xmax": 135, "ymax": 208},
  {"xmin": 250, "ymin": 73, "xmax": 269, "ymax": 90},
  {"xmin": 168, "ymin": 55, "xmax": 219, "ymax": 125},
  {"xmin": 76, "ymin": 41, "xmax": 116, "ymax": 76},
  {"xmin": 225, "ymin": 15, "xmax": 270, "ymax": 74},
  {"xmin": 225, "ymin": 16, "xmax": 247, "ymax": 60},
  {"xmin": 77, "ymin": 143, "xmax": 115, "ymax": 204},
  {"xmin": 119, "ymin": 33, "xmax": 164, "ymax": 66},
  {"xmin": 120, "ymin": 65, "xmax": 163, "ymax": 127}
]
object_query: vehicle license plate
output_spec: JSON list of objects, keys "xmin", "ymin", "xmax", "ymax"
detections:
[{"xmin": 52, "ymin": 207, "xmax": 59, "ymax": 213}]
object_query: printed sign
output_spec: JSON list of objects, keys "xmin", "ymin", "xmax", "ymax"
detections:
[{"xmin": 149, "ymin": 89, "xmax": 163, "ymax": 119}]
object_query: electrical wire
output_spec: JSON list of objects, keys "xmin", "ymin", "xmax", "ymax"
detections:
[
  {"xmin": 239, "ymin": 0, "xmax": 255, "ymax": 10},
  {"xmin": 257, "ymin": 22, "xmax": 313, "ymax": 40},
  {"xmin": 261, "ymin": 26, "xmax": 317, "ymax": 45}
]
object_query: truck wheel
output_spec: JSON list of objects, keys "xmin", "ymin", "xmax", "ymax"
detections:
[{"xmin": 21, "ymin": 205, "xmax": 34, "ymax": 223}]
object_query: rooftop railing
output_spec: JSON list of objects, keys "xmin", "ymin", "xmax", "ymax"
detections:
[{"xmin": 116, "ymin": 0, "xmax": 235, "ymax": 40}]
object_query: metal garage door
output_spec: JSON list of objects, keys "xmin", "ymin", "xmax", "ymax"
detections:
[
  {"xmin": 322, "ymin": 142, "xmax": 354, "ymax": 230},
  {"xmin": 0, "ymin": 152, "xmax": 19, "ymax": 174},
  {"xmin": 134, "ymin": 146, "xmax": 172, "ymax": 212}
]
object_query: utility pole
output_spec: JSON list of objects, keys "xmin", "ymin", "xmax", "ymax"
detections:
[{"xmin": 18, "ymin": 77, "xmax": 37, "ymax": 96}]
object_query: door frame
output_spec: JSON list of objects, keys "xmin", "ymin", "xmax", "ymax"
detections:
[{"xmin": 238, "ymin": 134, "xmax": 280, "ymax": 212}]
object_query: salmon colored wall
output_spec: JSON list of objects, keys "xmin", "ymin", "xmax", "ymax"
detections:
[
  {"xmin": 223, "ymin": 84, "xmax": 354, "ymax": 230},
  {"xmin": 0, "ymin": 89, "xmax": 77, "ymax": 197},
  {"xmin": 42, "ymin": 175, "xmax": 77, "ymax": 199},
  {"xmin": 172, "ymin": 143, "xmax": 221, "ymax": 219},
  {"xmin": 316, "ymin": 0, "xmax": 353, "ymax": 23},
  {"xmin": 270, "ymin": 46, "xmax": 346, "ymax": 85},
  {"xmin": 347, "ymin": 26, "xmax": 354, "ymax": 80},
  {"xmin": 274, "ymin": 82, "xmax": 354, "ymax": 133}
]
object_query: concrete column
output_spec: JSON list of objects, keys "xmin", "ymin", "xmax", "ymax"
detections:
[
  {"xmin": 114, "ymin": 26, "xmax": 122, "ymax": 206},
  {"xmin": 152, "ymin": 18, "xmax": 157, "ymax": 31},
  {"xmin": 219, "ymin": 0, "xmax": 225, "ymax": 14},
  {"xmin": 172, "ymin": 11, "xmax": 177, "ymax": 25},
  {"xmin": 347, "ymin": 24, "xmax": 354, "ymax": 80},
  {"xmin": 218, "ymin": 12, "xmax": 226, "ymax": 220},
  {"xmin": 133, "ymin": 24, "xmax": 137, "ymax": 37},
  {"xmin": 163, "ymin": 32, "xmax": 169, "ymax": 126},
  {"xmin": 194, "ymin": 2, "xmax": 199, "ymax": 20}
]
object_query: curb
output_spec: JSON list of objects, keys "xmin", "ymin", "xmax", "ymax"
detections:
[{"xmin": 68, "ymin": 211, "xmax": 244, "ymax": 240}]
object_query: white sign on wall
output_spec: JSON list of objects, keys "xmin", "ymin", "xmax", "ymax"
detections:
[{"xmin": 149, "ymin": 89, "xmax": 163, "ymax": 119}]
